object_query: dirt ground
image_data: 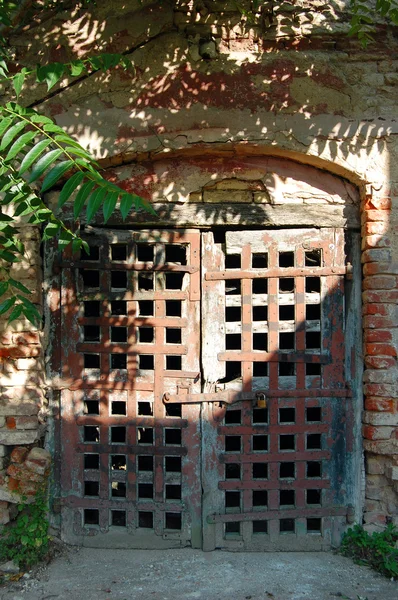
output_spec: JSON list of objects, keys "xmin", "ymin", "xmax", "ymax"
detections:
[{"xmin": 0, "ymin": 547, "xmax": 396, "ymax": 600}]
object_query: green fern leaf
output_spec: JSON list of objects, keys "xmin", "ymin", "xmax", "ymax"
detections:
[
  {"xmin": 19, "ymin": 139, "xmax": 52, "ymax": 175},
  {"xmin": 42, "ymin": 221, "xmax": 60, "ymax": 240},
  {"xmin": 7, "ymin": 303, "xmax": 23, "ymax": 323},
  {"xmin": 0, "ymin": 121, "xmax": 26, "ymax": 151},
  {"xmin": 0, "ymin": 297, "xmax": 16, "ymax": 315},
  {"xmin": 41, "ymin": 160, "xmax": 74, "ymax": 192},
  {"xmin": 12, "ymin": 68, "xmax": 28, "ymax": 97},
  {"xmin": 28, "ymin": 149, "xmax": 63, "ymax": 183},
  {"xmin": 5, "ymin": 131, "xmax": 36, "ymax": 161},
  {"xmin": 63, "ymin": 146, "xmax": 93, "ymax": 161},
  {"xmin": 37, "ymin": 63, "xmax": 65, "ymax": 91},
  {"xmin": 120, "ymin": 193, "xmax": 133, "ymax": 220},
  {"xmin": 58, "ymin": 171, "xmax": 85, "ymax": 208},
  {"xmin": 0, "ymin": 117, "xmax": 13, "ymax": 137},
  {"xmin": 86, "ymin": 187, "xmax": 107, "ymax": 223},
  {"xmin": 73, "ymin": 180, "xmax": 95, "ymax": 218},
  {"xmin": 9, "ymin": 278, "xmax": 31, "ymax": 295},
  {"xmin": 103, "ymin": 190, "xmax": 119, "ymax": 223}
]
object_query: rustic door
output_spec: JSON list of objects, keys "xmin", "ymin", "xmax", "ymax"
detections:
[
  {"xmin": 199, "ymin": 229, "xmax": 351, "ymax": 551},
  {"xmin": 59, "ymin": 229, "xmax": 202, "ymax": 548},
  {"xmin": 58, "ymin": 227, "xmax": 351, "ymax": 550}
]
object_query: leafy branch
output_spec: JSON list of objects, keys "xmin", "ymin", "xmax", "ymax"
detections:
[
  {"xmin": 0, "ymin": 52, "xmax": 134, "ymax": 96},
  {"xmin": 0, "ymin": 101, "xmax": 154, "ymax": 325}
]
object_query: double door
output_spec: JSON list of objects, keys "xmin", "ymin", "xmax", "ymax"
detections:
[{"xmin": 58, "ymin": 227, "xmax": 352, "ymax": 550}]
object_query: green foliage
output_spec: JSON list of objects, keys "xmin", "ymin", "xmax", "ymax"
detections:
[
  {"xmin": 0, "ymin": 101, "xmax": 154, "ymax": 325},
  {"xmin": 340, "ymin": 523, "xmax": 398, "ymax": 578},
  {"xmin": 0, "ymin": 487, "xmax": 50, "ymax": 570},
  {"xmin": 349, "ymin": 0, "xmax": 398, "ymax": 45}
]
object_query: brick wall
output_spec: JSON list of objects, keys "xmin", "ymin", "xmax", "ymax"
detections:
[
  {"xmin": 362, "ymin": 194, "xmax": 398, "ymax": 528},
  {"xmin": 0, "ymin": 225, "xmax": 48, "ymax": 526}
]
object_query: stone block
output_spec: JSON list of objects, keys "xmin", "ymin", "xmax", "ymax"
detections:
[
  {"xmin": 25, "ymin": 447, "xmax": 51, "ymax": 476},
  {"xmin": 0, "ymin": 430, "xmax": 39, "ymax": 445},
  {"xmin": 253, "ymin": 191, "xmax": 272, "ymax": 203},
  {"xmin": 203, "ymin": 190, "xmax": 252, "ymax": 203},
  {"xmin": 363, "ymin": 411, "xmax": 398, "ymax": 426},
  {"xmin": 366, "ymin": 456, "xmax": 385, "ymax": 475},
  {"xmin": 0, "ymin": 445, "xmax": 7, "ymax": 457},
  {"xmin": 7, "ymin": 463, "xmax": 45, "ymax": 483},
  {"xmin": 6, "ymin": 416, "xmax": 38, "ymax": 430},
  {"xmin": 0, "ymin": 504, "xmax": 10, "ymax": 525},
  {"xmin": 188, "ymin": 191, "xmax": 202, "ymax": 202},
  {"xmin": 0, "ymin": 484, "xmax": 21, "ymax": 504},
  {"xmin": 10, "ymin": 447, "xmax": 29, "ymax": 464},
  {"xmin": 0, "ymin": 402, "xmax": 39, "ymax": 417}
]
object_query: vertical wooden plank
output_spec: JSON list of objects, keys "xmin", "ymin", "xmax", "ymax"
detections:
[{"xmin": 201, "ymin": 232, "xmax": 226, "ymax": 383}]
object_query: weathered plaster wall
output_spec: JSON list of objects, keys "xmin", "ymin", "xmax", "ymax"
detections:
[{"xmin": 1, "ymin": 0, "xmax": 397, "ymax": 532}]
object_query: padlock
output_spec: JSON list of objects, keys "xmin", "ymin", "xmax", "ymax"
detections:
[{"xmin": 256, "ymin": 392, "xmax": 267, "ymax": 409}]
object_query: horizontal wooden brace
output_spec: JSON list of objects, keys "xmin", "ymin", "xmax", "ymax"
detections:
[
  {"xmin": 49, "ymin": 378, "xmax": 154, "ymax": 391},
  {"xmin": 77, "ymin": 291, "xmax": 189, "ymax": 301},
  {"xmin": 221, "ymin": 450, "xmax": 331, "ymax": 462},
  {"xmin": 206, "ymin": 266, "xmax": 349, "ymax": 280},
  {"xmin": 163, "ymin": 387, "xmax": 351, "ymax": 405},
  {"xmin": 207, "ymin": 507, "xmax": 348, "ymax": 524},
  {"xmin": 76, "ymin": 416, "xmax": 188, "ymax": 428},
  {"xmin": 86, "ymin": 203, "xmax": 360, "ymax": 230},
  {"xmin": 218, "ymin": 352, "xmax": 329, "ymax": 363},
  {"xmin": 77, "ymin": 343, "xmax": 187, "ymax": 355},
  {"xmin": 78, "ymin": 317, "xmax": 188, "ymax": 327},
  {"xmin": 77, "ymin": 444, "xmax": 188, "ymax": 455},
  {"xmin": 61, "ymin": 261, "xmax": 198, "ymax": 274}
]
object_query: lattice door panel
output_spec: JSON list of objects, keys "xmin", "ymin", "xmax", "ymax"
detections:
[
  {"xmin": 60, "ymin": 230, "xmax": 202, "ymax": 548},
  {"xmin": 201, "ymin": 229, "xmax": 351, "ymax": 551}
]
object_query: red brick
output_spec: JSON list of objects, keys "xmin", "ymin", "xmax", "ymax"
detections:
[
  {"xmin": 25, "ymin": 448, "xmax": 51, "ymax": 475},
  {"xmin": 364, "ymin": 330, "xmax": 393, "ymax": 343},
  {"xmin": 6, "ymin": 463, "xmax": 44, "ymax": 483},
  {"xmin": 12, "ymin": 332, "xmax": 40, "ymax": 345},
  {"xmin": 9, "ymin": 416, "xmax": 38, "ymax": 430},
  {"xmin": 10, "ymin": 447, "xmax": 29, "ymax": 464},
  {"xmin": 365, "ymin": 397, "xmax": 394, "ymax": 412},
  {"xmin": 361, "ymin": 209, "xmax": 390, "ymax": 223},
  {"xmin": 6, "ymin": 417, "xmax": 16, "ymax": 429},
  {"xmin": 364, "ymin": 197, "xmax": 392, "ymax": 210},
  {"xmin": 363, "ymin": 262, "xmax": 397, "ymax": 276},
  {"xmin": 365, "ymin": 356, "xmax": 397, "ymax": 369},
  {"xmin": 363, "ymin": 276, "xmax": 397, "ymax": 290},
  {"xmin": 362, "ymin": 235, "xmax": 392, "ymax": 249},
  {"xmin": 363, "ymin": 290, "xmax": 398, "ymax": 303},
  {"xmin": 364, "ymin": 383, "xmax": 397, "ymax": 396},
  {"xmin": 7, "ymin": 477, "xmax": 20, "ymax": 492},
  {"xmin": 365, "ymin": 343, "xmax": 397, "ymax": 357},
  {"xmin": 0, "ymin": 346, "xmax": 41, "ymax": 359},
  {"xmin": 363, "ymin": 303, "xmax": 390, "ymax": 316},
  {"xmin": 0, "ymin": 333, "xmax": 12, "ymax": 346},
  {"xmin": 361, "ymin": 248, "xmax": 391, "ymax": 263},
  {"xmin": 363, "ymin": 425, "xmax": 378, "ymax": 440},
  {"xmin": 362, "ymin": 221, "xmax": 389, "ymax": 235},
  {"xmin": 364, "ymin": 316, "xmax": 397, "ymax": 329},
  {"xmin": 7, "ymin": 477, "xmax": 37, "ymax": 496}
]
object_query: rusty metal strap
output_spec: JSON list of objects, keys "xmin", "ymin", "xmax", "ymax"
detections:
[
  {"xmin": 205, "ymin": 265, "xmax": 351, "ymax": 281},
  {"xmin": 207, "ymin": 506, "xmax": 349, "ymax": 524},
  {"xmin": 59, "ymin": 261, "xmax": 198, "ymax": 274},
  {"xmin": 163, "ymin": 387, "xmax": 352, "ymax": 405}
]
